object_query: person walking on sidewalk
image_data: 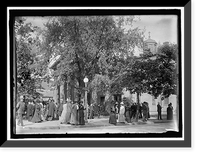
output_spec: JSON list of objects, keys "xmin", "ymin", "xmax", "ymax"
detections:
[
  {"xmin": 125, "ymin": 103, "xmax": 131, "ymax": 123},
  {"xmin": 157, "ymin": 102, "xmax": 162, "ymax": 120},
  {"xmin": 47, "ymin": 99, "xmax": 56, "ymax": 121},
  {"xmin": 16, "ymin": 95, "xmax": 25, "ymax": 127},
  {"xmin": 59, "ymin": 100, "xmax": 68, "ymax": 124},
  {"xmin": 77, "ymin": 101, "xmax": 85, "ymax": 125},
  {"xmin": 57, "ymin": 99, "xmax": 64, "ymax": 118},
  {"xmin": 109, "ymin": 103, "xmax": 117, "ymax": 126},
  {"xmin": 31, "ymin": 98, "xmax": 42, "ymax": 123},
  {"xmin": 70, "ymin": 102, "xmax": 79, "ymax": 125},
  {"xmin": 167, "ymin": 103, "xmax": 173, "ymax": 120},
  {"xmin": 26, "ymin": 98, "xmax": 35, "ymax": 122},
  {"xmin": 118, "ymin": 102, "xmax": 125, "ymax": 123},
  {"xmin": 89, "ymin": 103, "xmax": 94, "ymax": 119},
  {"xmin": 142, "ymin": 102, "xmax": 149, "ymax": 122}
]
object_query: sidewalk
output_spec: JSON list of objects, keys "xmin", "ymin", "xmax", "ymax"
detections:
[
  {"xmin": 16, "ymin": 115, "xmax": 175, "ymax": 130},
  {"xmin": 16, "ymin": 116, "xmax": 112, "ymax": 130}
]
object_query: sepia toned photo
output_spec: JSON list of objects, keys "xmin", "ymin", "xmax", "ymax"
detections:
[{"xmin": 7, "ymin": 8, "xmax": 186, "ymax": 144}]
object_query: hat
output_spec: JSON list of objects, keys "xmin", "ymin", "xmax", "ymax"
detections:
[
  {"xmin": 35, "ymin": 98, "xmax": 40, "ymax": 103},
  {"xmin": 120, "ymin": 102, "xmax": 124, "ymax": 105},
  {"xmin": 66, "ymin": 98, "xmax": 71, "ymax": 102}
]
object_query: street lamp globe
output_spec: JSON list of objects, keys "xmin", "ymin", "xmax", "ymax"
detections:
[{"xmin": 83, "ymin": 77, "xmax": 89, "ymax": 83}]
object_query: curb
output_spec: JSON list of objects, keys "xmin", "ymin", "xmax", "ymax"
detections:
[
  {"xmin": 19, "ymin": 119, "xmax": 174, "ymax": 130},
  {"xmin": 22, "ymin": 121, "xmax": 156, "ymax": 130}
]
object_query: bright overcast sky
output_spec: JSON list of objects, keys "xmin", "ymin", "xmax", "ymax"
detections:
[
  {"xmin": 136, "ymin": 15, "xmax": 178, "ymax": 44},
  {"xmin": 25, "ymin": 15, "xmax": 178, "ymax": 44}
]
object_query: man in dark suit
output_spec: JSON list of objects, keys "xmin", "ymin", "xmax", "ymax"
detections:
[
  {"xmin": 157, "ymin": 102, "xmax": 162, "ymax": 120},
  {"xmin": 16, "ymin": 96, "xmax": 25, "ymax": 127}
]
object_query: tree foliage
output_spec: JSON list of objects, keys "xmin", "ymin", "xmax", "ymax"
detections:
[
  {"xmin": 40, "ymin": 16, "xmax": 144, "ymax": 100},
  {"xmin": 118, "ymin": 43, "xmax": 178, "ymax": 99},
  {"xmin": 15, "ymin": 17, "xmax": 43, "ymax": 97}
]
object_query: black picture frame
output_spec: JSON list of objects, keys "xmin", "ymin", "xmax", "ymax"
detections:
[{"xmin": 1, "ymin": 1, "xmax": 193, "ymax": 149}]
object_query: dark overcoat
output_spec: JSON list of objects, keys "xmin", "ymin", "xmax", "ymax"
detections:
[
  {"xmin": 125, "ymin": 106, "xmax": 131, "ymax": 123},
  {"xmin": 78, "ymin": 104, "xmax": 85, "ymax": 125},
  {"xmin": 109, "ymin": 106, "xmax": 117, "ymax": 125},
  {"xmin": 167, "ymin": 106, "xmax": 173, "ymax": 120},
  {"xmin": 48, "ymin": 102, "xmax": 56, "ymax": 117},
  {"xmin": 26, "ymin": 103, "xmax": 35, "ymax": 121},
  {"xmin": 31, "ymin": 104, "xmax": 42, "ymax": 123}
]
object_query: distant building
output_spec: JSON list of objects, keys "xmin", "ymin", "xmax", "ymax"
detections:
[{"xmin": 144, "ymin": 32, "xmax": 157, "ymax": 54}]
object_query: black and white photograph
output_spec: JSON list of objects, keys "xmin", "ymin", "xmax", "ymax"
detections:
[{"xmin": 4, "ymin": 5, "xmax": 191, "ymax": 148}]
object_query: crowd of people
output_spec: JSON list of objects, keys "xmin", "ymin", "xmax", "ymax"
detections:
[
  {"xmin": 16, "ymin": 95, "xmax": 174, "ymax": 128},
  {"xmin": 108, "ymin": 100, "xmax": 151, "ymax": 125},
  {"xmin": 109, "ymin": 99, "xmax": 174, "ymax": 126},
  {"xmin": 16, "ymin": 95, "xmax": 95, "ymax": 127},
  {"xmin": 16, "ymin": 96, "xmax": 60, "ymax": 127}
]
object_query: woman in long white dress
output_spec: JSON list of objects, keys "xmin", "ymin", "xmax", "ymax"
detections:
[
  {"xmin": 118, "ymin": 102, "xmax": 125, "ymax": 123},
  {"xmin": 59, "ymin": 102, "xmax": 68, "ymax": 124}
]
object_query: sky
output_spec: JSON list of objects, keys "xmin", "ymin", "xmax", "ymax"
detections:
[
  {"xmin": 134, "ymin": 15, "xmax": 177, "ymax": 44},
  {"xmin": 24, "ymin": 15, "xmax": 178, "ymax": 44}
]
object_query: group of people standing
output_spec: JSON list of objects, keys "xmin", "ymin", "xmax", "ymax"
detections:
[
  {"xmin": 109, "ymin": 100, "xmax": 174, "ymax": 125},
  {"xmin": 16, "ymin": 95, "xmax": 174, "ymax": 128},
  {"xmin": 16, "ymin": 96, "xmax": 61, "ymax": 127},
  {"xmin": 109, "ymin": 100, "xmax": 150, "ymax": 125},
  {"xmin": 16, "ymin": 95, "xmax": 94, "ymax": 127},
  {"xmin": 157, "ymin": 102, "xmax": 174, "ymax": 120},
  {"xmin": 58, "ymin": 100, "xmax": 86, "ymax": 125}
]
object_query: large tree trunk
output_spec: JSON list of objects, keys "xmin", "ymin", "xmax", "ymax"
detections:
[
  {"xmin": 77, "ymin": 77, "xmax": 84, "ymax": 103},
  {"xmin": 135, "ymin": 92, "xmax": 140, "ymax": 122},
  {"xmin": 63, "ymin": 81, "xmax": 67, "ymax": 102},
  {"xmin": 56, "ymin": 84, "xmax": 60, "ymax": 105}
]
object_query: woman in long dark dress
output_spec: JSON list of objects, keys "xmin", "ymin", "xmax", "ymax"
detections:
[
  {"xmin": 142, "ymin": 102, "xmax": 148, "ymax": 122},
  {"xmin": 47, "ymin": 99, "xmax": 56, "ymax": 121},
  {"xmin": 26, "ymin": 98, "xmax": 35, "ymax": 122},
  {"xmin": 109, "ymin": 104, "xmax": 117, "ymax": 125},
  {"xmin": 31, "ymin": 99, "xmax": 42, "ymax": 123},
  {"xmin": 167, "ymin": 103, "xmax": 173, "ymax": 120},
  {"xmin": 77, "ymin": 102, "xmax": 85, "ymax": 125},
  {"xmin": 125, "ymin": 104, "xmax": 131, "ymax": 123}
]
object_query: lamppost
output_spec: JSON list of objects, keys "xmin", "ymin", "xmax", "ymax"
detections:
[{"xmin": 83, "ymin": 77, "xmax": 89, "ymax": 123}]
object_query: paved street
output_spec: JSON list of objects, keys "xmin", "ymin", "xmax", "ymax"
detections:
[{"xmin": 16, "ymin": 116, "xmax": 178, "ymax": 134}]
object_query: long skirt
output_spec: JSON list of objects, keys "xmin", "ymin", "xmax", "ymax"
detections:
[
  {"xmin": 78, "ymin": 110, "xmax": 85, "ymax": 125},
  {"xmin": 109, "ymin": 112, "xmax": 117, "ymax": 125},
  {"xmin": 125, "ymin": 111, "xmax": 131, "ymax": 123},
  {"xmin": 118, "ymin": 114, "xmax": 125, "ymax": 123},
  {"xmin": 31, "ymin": 111, "xmax": 42, "ymax": 123}
]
